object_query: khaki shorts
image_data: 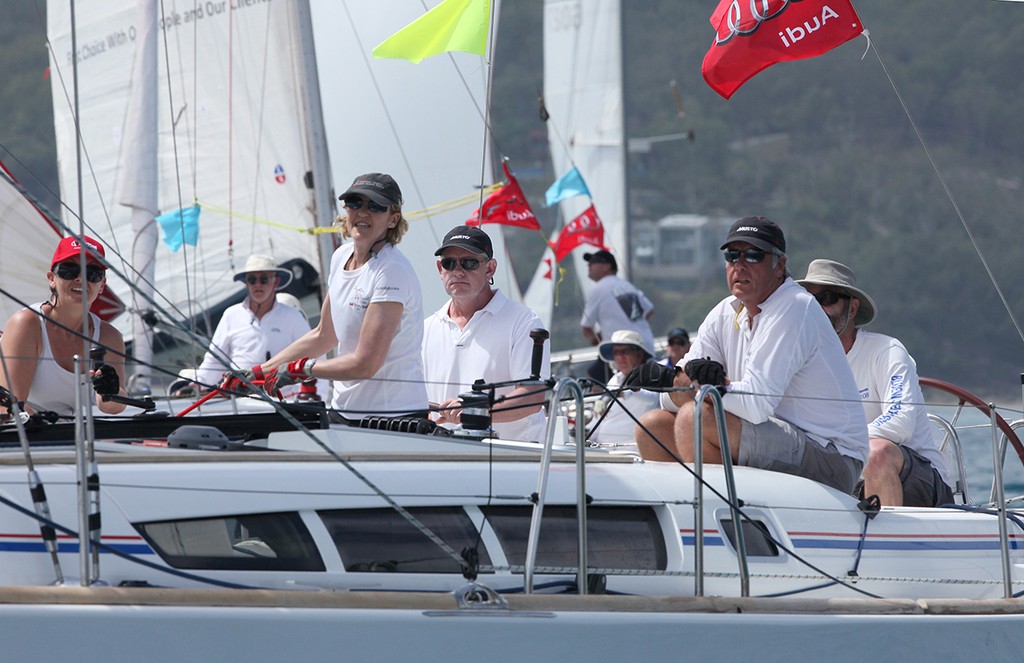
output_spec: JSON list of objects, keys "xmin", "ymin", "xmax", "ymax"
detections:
[{"xmin": 738, "ymin": 416, "xmax": 862, "ymax": 493}]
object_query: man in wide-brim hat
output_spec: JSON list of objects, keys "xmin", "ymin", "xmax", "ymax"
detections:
[
  {"xmin": 186, "ymin": 254, "xmax": 315, "ymax": 396},
  {"xmin": 798, "ymin": 259, "xmax": 954, "ymax": 507}
]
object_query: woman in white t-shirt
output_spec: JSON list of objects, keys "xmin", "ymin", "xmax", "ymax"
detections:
[{"xmin": 253, "ymin": 173, "xmax": 427, "ymax": 419}]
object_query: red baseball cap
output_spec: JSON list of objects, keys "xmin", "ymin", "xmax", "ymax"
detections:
[{"xmin": 51, "ymin": 235, "xmax": 106, "ymax": 270}]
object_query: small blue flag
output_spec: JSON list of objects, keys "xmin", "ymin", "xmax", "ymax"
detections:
[
  {"xmin": 545, "ymin": 167, "xmax": 591, "ymax": 207},
  {"xmin": 156, "ymin": 204, "xmax": 200, "ymax": 252}
]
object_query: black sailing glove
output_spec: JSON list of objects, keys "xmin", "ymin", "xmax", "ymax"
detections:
[
  {"xmin": 91, "ymin": 364, "xmax": 120, "ymax": 396},
  {"xmin": 684, "ymin": 357, "xmax": 726, "ymax": 387},
  {"xmin": 623, "ymin": 362, "xmax": 677, "ymax": 390}
]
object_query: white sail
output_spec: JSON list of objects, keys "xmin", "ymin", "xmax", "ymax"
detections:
[
  {"xmin": 47, "ymin": 1, "xmax": 326, "ymax": 338},
  {"xmin": 542, "ymin": 0, "xmax": 627, "ymax": 292},
  {"xmin": 308, "ymin": 0, "xmax": 520, "ymax": 314},
  {"xmin": 0, "ymin": 168, "xmax": 62, "ymax": 326}
]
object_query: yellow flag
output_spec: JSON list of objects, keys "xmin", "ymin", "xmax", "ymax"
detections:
[{"xmin": 372, "ymin": 0, "xmax": 489, "ymax": 64}]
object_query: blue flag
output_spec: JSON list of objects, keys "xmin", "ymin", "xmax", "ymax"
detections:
[
  {"xmin": 545, "ymin": 167, "xmax": 591, "ymax": 207},
  {"xmin": 156, "ymin": 204, "xmax": 200, "ymax": 252}
]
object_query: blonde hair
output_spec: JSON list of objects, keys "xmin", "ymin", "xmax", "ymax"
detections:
[{"xmin": 335, "ymin": 204, "xmax": 409, "ymax": 245}]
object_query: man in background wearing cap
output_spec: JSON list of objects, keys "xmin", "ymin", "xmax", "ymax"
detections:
[
  {"xmin": 580, "ymin": 249, "xmax": 655, "ymax": 383},
  {"xmin": 661, "ymin": 327, "xmax": 691, "ymax": 370},
  {"xmin": 186, "ymin": 254, "xmax": 316, "ymax": 398},
  {"xmin": 422, "ymin": 225, "xmax": 549, "ymax": 441},
  {"xmin": 631, "ymin": 217, "xmax": 867, "ymax": 494},
  {"xmin": 799, "ymin": 259, "xmax": 954, "ymax": 506}
]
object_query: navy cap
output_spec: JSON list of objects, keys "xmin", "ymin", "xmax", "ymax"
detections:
[{"xmin": 720, "ymin": 216, "xmax": 786, "ymax": 254}]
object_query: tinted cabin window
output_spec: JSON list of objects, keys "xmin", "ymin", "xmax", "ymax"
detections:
[
  {"xmin": 137, "ymin": 512, "xmax": 325, "ymax": 571},
  {"xmin": 718, "ymin": 518, "xmax": 780, "ymax": 557},
  {"xmin": 320, "ymin": 507, "xmax": 493, "ymax": 574},
  {"xmin": 482, "ymin": 506, "xmax": 666, "ymax": 570}
]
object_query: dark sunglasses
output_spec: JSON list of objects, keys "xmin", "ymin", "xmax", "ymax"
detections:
[
  {"xmin": 246, "ymin": 275, "xmax": 273, "ymax": 285},
  {"xmin": 342, "ymin": 197, "xmax": 390, "ymax": 214},
  {"xmin": 439, "ymin": 257, "xmax": 482, "ymax": 272},
  {"xmin": 723, "ymin": 248, "xmax": 768, "ymax": 264},
  {"xmin": 814, "ymin": 291, "xmax": 850, "ymax": 307},
  {"xmin": 54, "ymin": 262, "xmax": 105, "ymax": 283}
]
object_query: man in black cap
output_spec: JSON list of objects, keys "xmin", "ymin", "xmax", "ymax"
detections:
[
  {"xmin": 630, "ymin": 217, "xmax": 868, "ymax": 494},
  {"xmin": 579, "ymin": 249, "xmax": 655, "ymax": 384},
  {"xmin": 422, "ymin": 225, "xmax": 550, "ymax": 441},
  {"xmin": 662, "ymin": 327, "xmax": 691, "ymax": 370}
]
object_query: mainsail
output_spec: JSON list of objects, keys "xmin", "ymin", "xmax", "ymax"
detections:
[
  {"xmin": 309, "ymin": 0, "xmax": 520, "ymax": 314},
  {"xmin": 525, "ymin": 0, "xmax": 627, "ymax": 332}
]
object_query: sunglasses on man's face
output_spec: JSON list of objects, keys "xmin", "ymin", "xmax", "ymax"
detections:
[
  {"xmin": 54, "ymin": 262, "xmax": 105, "ymax": 283},
  {"xmin": 813, "ymin": 291, "xmax": 850, "ymax": 307},
  {"xmin": 342, "ymin": 197, "xmax": 390, "ymax": 214},
  {"xmin": 246, "ymin": 275, "xmax": 274, "ymax": 286},
  {"xmin": 439, "ymin": 257, "xmax": 482, "ymax": 272},
  {"xmin": 723, "ymin": 248, "xmax": 768, "ymax": 264}
]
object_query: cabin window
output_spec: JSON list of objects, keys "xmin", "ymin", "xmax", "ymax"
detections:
[
  {"xmin": 136, "ymin": 512, "xmax": 325, "ymax": 571},
  {"xmin": 320, "ymin": 507, "xmax": 493, "ymax": 574},
  {"xmin": 717, "ymin": 517, "xmax": 780, "ymax": 557},
  {"xmin": 481, "ymin": 506, "xmax": 667, "ymax": 571}
]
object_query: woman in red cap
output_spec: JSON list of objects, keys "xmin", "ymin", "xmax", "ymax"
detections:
[{"xmin": 0, "ymin": 235, "xmax": 127, "ymax": 416}]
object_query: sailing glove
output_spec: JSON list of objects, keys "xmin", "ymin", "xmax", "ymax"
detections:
[
  {"xmin": 684, "ymin": 358, "xmax": 726, "ymax": 387},
  {"xmin": 91, "ymin": 364, "xmax": 120, "ymax": 396},
  {"xmin": 624, "ymin": 362, "xmax": 677, "ymax": 390}
]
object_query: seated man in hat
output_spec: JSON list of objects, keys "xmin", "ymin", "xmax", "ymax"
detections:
[
  {"xmin": 422, "ymin": 225, "xmax": 549, "ymax": 441},
  {"xmin": 587, "ymin": 329, "xmax": 661, "ymax": 447},
  {"xmin": 798, "ymin": 259, "xmax": 954, "ymax": 506},
  {"xmin": 631, "ymin": 217, "xmax": 868, "ymax": 493},
  {"xmin": 182, "ymin": 254, "xmax": 318, "ymax": 398}
]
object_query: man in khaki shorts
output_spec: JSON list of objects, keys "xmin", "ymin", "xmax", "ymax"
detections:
[{"xmin": 630, "ymin": 217, "xmax": 868, "ymax": 493}]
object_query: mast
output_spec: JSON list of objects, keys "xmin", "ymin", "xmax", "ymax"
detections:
[
  {"xmin": 292, "ymin": 0, "xmax": 336, "ymax": 297},
  {"xmin": 120, "ymin": 0, "xmax": 159, "ymax": 394}
]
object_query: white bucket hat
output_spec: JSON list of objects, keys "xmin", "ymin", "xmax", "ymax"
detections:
[
  {"xmin": 232, "ymin": 254, "xmax": 293, "ymax": 290},
  {"xmin": 796, "ymin": 259, "xmax": 877, "ymax": 327},
  {"xmin": 599, "ymin": 329, "xmax": 653, "ymax": 363}
]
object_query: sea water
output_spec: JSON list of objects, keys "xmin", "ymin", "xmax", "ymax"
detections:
[{"xmin": 930, "ymin": 405, "xmax": 1024, "ymax": 501}]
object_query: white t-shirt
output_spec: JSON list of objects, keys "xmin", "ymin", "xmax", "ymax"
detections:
[
  {"xmin": 422, "ymin": 289, "xmax": 549, "ymax": 441},
  {"xmin": 846, "ymin": 331, "xmax": 953, "ymax": 487},
  {"xmin": 588, "ymin": 369, "xmax": 660, "ymax": 446},
  {"xmin": 580, "ymin": 274, "xmax": 655, "ymax": 353},
  {"xmin": 194, "ymin": 298, "xmax": 313, "ymax": 389},
  {"xmin": 328, "ymin": 242, "xmax": 427, "ymax": 417},
  {"xmin": 681, "ymin": 279, "xmax": 868, "ymax": 464}
]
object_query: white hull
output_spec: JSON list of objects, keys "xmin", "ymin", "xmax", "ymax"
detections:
[{"xmin": 2, "ymin": 588, "xmax": 1024, "ymax": 662}]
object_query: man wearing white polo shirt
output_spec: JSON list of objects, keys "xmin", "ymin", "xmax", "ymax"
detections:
[{"xmin": 422, "ymin": 225, "xmax": 550, "ymax": 441}]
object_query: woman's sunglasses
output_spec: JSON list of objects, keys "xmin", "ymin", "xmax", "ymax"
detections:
[
  {"xmin": 342, "ymin": 197, "xmax": 390, "ymax": 214},
  {"xmin": 439, "ymin": 257, "xmax": 482, "ymax": 272},
  {"xmin": 54, "ymin": 262, "xmax": 105, "ymax": 283}
]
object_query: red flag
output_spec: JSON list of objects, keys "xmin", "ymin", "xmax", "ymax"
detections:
[
  {"xmin": 553, "ymin": 205, "xmax": 605, "ymax": 263},
  {"xmin": 701, "ymin": 0, "xmax": 864, "ymax": 100},
  {"xmin": 466, "ymin": 161, "xmax": 540, "ymax": 229}
]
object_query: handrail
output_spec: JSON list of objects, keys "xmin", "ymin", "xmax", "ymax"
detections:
[
  {"xmin": 692, "ymin": 385, "xmax": 749, "ymax": 597},
  {"xmin": 989, "ymin": 420, "xmax": 1024, "ymax": 504},
  {"xmin": 927, "ymin": 413, "xmax": 971, "ymax": 504},
  {"xmin": 524, "ymin": 377, "xmax": 588, "ymax": 595},
  {"xmin": 990, "ymin": 405, "xmax": 1013, "ymax": 597}
]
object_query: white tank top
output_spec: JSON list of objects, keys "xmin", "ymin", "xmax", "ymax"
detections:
[{"xmin": 28, "ymin": 303, "xmax": 101, "ymax": 416}]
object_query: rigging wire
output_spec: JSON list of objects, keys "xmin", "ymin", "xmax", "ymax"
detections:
[{"xmin": 868, "ymin": 38, "xmax": 1024, "ymax": 346}]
